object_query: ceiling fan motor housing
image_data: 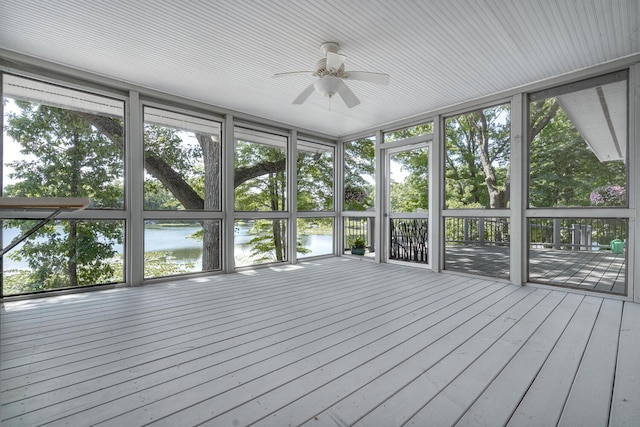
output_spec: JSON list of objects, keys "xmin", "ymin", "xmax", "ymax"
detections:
[{"xmin": 315, "ymin": 58, "xmax": 345, "ymax": 77}]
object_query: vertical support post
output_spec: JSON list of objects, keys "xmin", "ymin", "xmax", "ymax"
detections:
[
  {"xmin": 288, "ymin": 130, "xmax": 298, "ymax": 264},
  {"xmin": 335, "ymin": 140, "xmax": 344, "ymax": 256},
  {"xmin": 127, "ymin": 91, "xmax": 144, "ymax": 286},
  {"xmin": 510, "ymin": 93, "xmax": 526, "ymax": 285},
  {"xmin": 479, "ymin": 218, "xmax": 485, "ymax": 246},
  {"xmin": 630, "ymin": 63, "xmax": 639, "ymax": 302},
  {"xmin": 584, "ymin": 225, "xmax": 592, "ymax": 250},
  {"xmin": 222, "ymin": 114, "xmax": 235, "ymax": 273},
  {"xmin": 464, "ymin": 218, "xmax": 469, "ymax": 245},
  {"xmin": 572, "ymin": 224, "xmax": 580, "ymax": 250},
  {"xmin": 554, "ymin": 218, "xmax": 562, "ymax": 250},
  {"xmin": 374, "ymin": 129, "xmax": 384, "ymax": 263},
  {"xmin": 430, "ymin": 118, "xmax": 442, "ymax": 271}
]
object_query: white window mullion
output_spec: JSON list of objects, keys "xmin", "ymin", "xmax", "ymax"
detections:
[
  {"xmin": 430, "ymin": 117, "xmax": 442, "ymax": 272},
  {"xmin": 374, "ymin": 129, "xmax": 384, "ymax": 263},
  {"xmin": 289, "ymin": 130, "xmax": 298, "ymax": 264},
  {"xmin": 223, "ymin": 114, "xmax": 235, "ymax": 272},
  {"xmin": 510, "ymin": 93, "xmax": 526, "ymax": 285},
  {"xmin": 127, "ymin": 91, "xmax": 144, "ymax": 286},
  {"xmin": 631, "ymin": 63, "xmax": 639, "ymax": 302},
  {"xmin": 335, "ymin": 142, "xmax": 344, "ymax": 256}
]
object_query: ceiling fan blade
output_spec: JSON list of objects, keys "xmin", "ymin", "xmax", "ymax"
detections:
[
  {"xmin": 336, "ymin": 80, "xmax": 360, "ymax": 108},
  {"xmin": 273, "ymin": 71, "xmax": 314, "ymax": 78},
  {"xmin": 345, "ymin": 71, "xmax": 390, "ymax": 85},
  {"xmin": 292, "ymin": 83, "xmax": 316, "ymax": 104},
  {"xmin": 326, "ymin": 51, "xmax": 346, "ymax": 72}
]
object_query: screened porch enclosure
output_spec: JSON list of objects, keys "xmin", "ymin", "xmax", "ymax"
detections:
[
  {"xmin": 1, "ymin": 2, "xmax": 639, "ymax": 426},
  {"xmin": 1, "ymin": 66, "xmax": 637, "ymax": 299}
]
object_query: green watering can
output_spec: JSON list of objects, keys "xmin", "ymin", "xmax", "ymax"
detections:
[{"xmin": 610, "ymin": 239, "xmax": 625, "ymax": 254}]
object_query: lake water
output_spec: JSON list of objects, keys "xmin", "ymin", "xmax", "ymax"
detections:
[{"xmin": 2, "ymin": 225, "xmax": 334, "ymax": 270}]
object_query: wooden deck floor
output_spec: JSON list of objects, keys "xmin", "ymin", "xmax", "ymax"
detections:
[
  {"xmin": 1, "ymin": 257, "xmax": 639, "ymax": 426},
  {"xmin": 445, "ymin": 246, "xmax": 626, "ymax": 294}
]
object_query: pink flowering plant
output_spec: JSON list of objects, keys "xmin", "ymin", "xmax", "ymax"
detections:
[
  {"xmin": 590, "ymin": 185, "xmax": 626, "ymax": 206},
  {"xmin": 344, "ymin": 185, "xmax": 371, "ymax": 210}
]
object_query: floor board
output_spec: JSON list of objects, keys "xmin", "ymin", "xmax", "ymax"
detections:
[{"xmin": 1, "ymin": 257, "xmax": 637, "ymax": 426}]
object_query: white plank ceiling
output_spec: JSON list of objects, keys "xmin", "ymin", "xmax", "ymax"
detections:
[{"xmin": 0, "ymin": 0, "xmax": 638, "ymax": 138}]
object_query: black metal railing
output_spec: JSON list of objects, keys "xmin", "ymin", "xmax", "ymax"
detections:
[{"xmin": 390, "ymin": 218, "xmax": 428, "ymax": 263}]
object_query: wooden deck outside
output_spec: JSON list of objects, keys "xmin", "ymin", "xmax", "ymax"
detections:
[
  {"xmin": 1, "ymin": 257, "xmax": 639, "ymax": 426},
  {"xmin": 445, "ymin": 246, "xmax": 626, "ymax": 295}
]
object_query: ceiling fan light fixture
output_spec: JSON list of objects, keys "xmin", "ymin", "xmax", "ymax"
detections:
[
  {"xmin": 314, "ymin": 75, "xmax": 341, "ymax": 98},
  {"xmin": 275, "ymin": 42, "xmax": 389, "ymax": 109}
]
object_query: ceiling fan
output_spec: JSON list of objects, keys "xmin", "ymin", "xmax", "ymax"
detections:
[{"xmin": 274, "ymin": 42, "xmax": 390, "ymax": 108}]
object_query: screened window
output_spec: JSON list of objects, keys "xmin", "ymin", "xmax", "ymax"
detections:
[
  {"xmin": 444, "ymin": 217, "xmax": 510, "ymax": 279},
  {"xmin": 528, "ymin": 71, "xmax": 628, "ymax": 208},
  {"xmin": 144, "ymin": 219, "xmax": 221, "ymax": 278},
  {"xmin": 3, "ymin": 74, "xmax": 125, "ymax": 207},
  {"xmin": 343, "ymin": 137, "xmax": 375, "ymax": 211},
  {"xmin": 234, "ymin": 219, "xmax": 288, "ymax": 266},
  {"xmin": 445, "ymin": 104, "xmax": 510, "ymax": 209},
  {"xmin": 143, "ymin": 107, "xmax": 221, "ymax": 211},
  {"xmin": 383, "ymin": 122, "xmax": 433, "ymax": 143},
  {"xmin": 389, "ymin": 146, "xmax": 429, "ymax": 213},
  {"xmin": 528, "ymin": 218, "xmax": 627, "ymax": 294},
  {"xmin": 2, "ymin": 75, "xmax": 125, "ymax": 295},
  {"xmin": 2, "ymin": 219, "xmax": 125, "ymax": 295},
  {"xmin": 344, "ymin": 216, "xmax": 375, "ymax": 256},
  {"xmin": 297, "ymin": 218, "xmax": 334, "ymax": 258},
  {"xmin": 234, "ymin": 127, "xmax": 287, "ymax": 212},
  {"xmin": 297, "ymin": 140, "xmax": 334, "ymax": 211}
]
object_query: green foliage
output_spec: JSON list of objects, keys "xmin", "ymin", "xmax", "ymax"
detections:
[
  {"xmin": 145, "ymin": 125, "xmax": 199, "ymax": 170},
  {"xmin": 349, "ymin": 235, "xmax": 366, "ymax": 249},
  {"xmin": 242, "ymin": 219, "xmax": 287, "ymax": 263},
  {"xmin": 234, "ymin": 141, "xmax": 287, "ymax": 211},
  {"xmin": 389, "ymin": 148, "xmax": 428, "ymax": 212},
  {"xmin": 143, "ymin": 126, "xmax": 207, "ymax": 210},
  {"xmin": 5, "ymin": 102, "xmax": 124, "ymax": 206},
  {"xmin": 144, "ymin": 180, "xmax": 183, "ymax": 210}
]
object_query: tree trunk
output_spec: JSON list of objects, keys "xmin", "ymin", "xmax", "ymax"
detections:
[
  {"xmin": 196, "ymin": 134, "xmax": 221, "ymax": 270},
  {"xmin": 269, "ymin": 171, "xmax": 285, "ymax": 261},
  {"xmin": 475, "ymin": 113, "xmax": 506, "ymax": 209},
  {"xmin": 272, "ymin": 219, "xmax": 283, "ymax": 261},
  {"xmin": 67, "ymin": 131, "xmax": 82, "ymax": 286},
  {"xmin": 68, "ymin": 220, "xmax": 79, "ymax": 286}
]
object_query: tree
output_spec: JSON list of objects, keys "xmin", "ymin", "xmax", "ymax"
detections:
[
  {"xmin": 445, "ymin": 105, "xmax": 511, "ymax": 209},
  {"xmin": 297, "ymin": 149, "xmax": 334, "ymax": 211}
]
